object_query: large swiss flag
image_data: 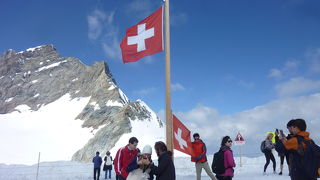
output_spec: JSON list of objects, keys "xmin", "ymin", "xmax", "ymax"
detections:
[
  {"xmin": 173, "ymin": 115, "xmax": 195, "ymax": 156},
  {"xmin": 120, "ymin": 6, "xmax": 163, "ymax": 63}
]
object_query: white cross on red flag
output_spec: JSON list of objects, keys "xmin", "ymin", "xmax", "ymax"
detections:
[
  {"xmin": 173, "ymin": 115, "xmax": 195, "ymax": 156},
  {"xmin": 120, "ymin": 6, "xmax": 163, "ymax": 63}
]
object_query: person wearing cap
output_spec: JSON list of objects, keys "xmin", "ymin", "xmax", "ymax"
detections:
[
  {"xmin": 192, "ymin": 133, "xmax": 216, "ymax": 180},
  {"xmin": 126, "ymin": 145, "xmax": 154, "ymax": 180}
]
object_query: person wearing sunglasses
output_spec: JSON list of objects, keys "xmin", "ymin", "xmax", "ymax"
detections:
[{"xmin": 215, "ymin": 136, "xmax": 236, "ymax": 180}]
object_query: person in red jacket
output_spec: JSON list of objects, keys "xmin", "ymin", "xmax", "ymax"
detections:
[
  {"xmin": 114, "ymin": 137, "xmax": 140, "ymax": 180},
  {"xmin": 191, "ymin": 133, "xmax": 217, "ymax": 180}
]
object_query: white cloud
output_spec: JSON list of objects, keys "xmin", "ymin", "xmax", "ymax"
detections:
[
  {"xmin": 87, "ymin": 9, "xmax": 121, "ymax": 61},
  {"xmin": 171, "ymin": 83, "xmax": 186, "ymax": 91},
  {"xmin": 269, "ymin": 68, "xmax": 282, "ymax": 79},
  {"xmin": 171, "ymin": 12, "xmax": 188, "ymax": 26},
  {"xmin": 306, "ymin": 48, "xmax": 320, "ymax": 73},
  {"xmin": 275, "ymin": 77, "xmax": 320, "ymax": 97},
  {"xmin": 172, "ymin": 93, "xmax": 320, "ymax": 154},
  {"xmin": 238, "ymin": 80, "xmax": 254, "ymax": 89},
  {"xmin": 284, "ymin": 59, "xmax": 299, "ymax": 70},
  {"xmin": 102, "ymin": 38, "xmax": 121, "ymax": 60},
  {"xmin": 133, "ymin": 87, "xmax": 157, "ymax": 96},
  {"xmin": 87, "ymin": 10, "xmax": 107, "ymax": 40},
  {"xmin": 223, "ymin": 74, "xmax": 254, "ymax": 89},
  {"xmin": 125, "ymin": 0, "xmax": 159, "ymax": 20},
  {"xmin": 268, "ymin": 59, "xmax": 299, "ymax": 79}
]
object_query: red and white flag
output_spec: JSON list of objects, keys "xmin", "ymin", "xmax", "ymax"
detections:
[
  {"xmin": 173, "ymin": 115, "xmax": 195, "ymax": 156},
  {"xmin": 120, "ymin": 6, "xmax": 163, "ymax": 63}
]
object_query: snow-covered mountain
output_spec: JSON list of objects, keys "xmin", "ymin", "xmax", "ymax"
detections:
[{"xmin": 0, "ymin": 45, "xmax": 164, "ymax": 165}]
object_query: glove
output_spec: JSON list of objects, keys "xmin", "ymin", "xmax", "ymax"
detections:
[{"xmin": 195, "ymin": 156, "xmax": 201, "ymax": 161}]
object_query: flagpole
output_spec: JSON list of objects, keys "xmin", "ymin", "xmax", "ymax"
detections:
[{"xmin": 164, "ymin": 0, "xmax": 173, "ymax": 154}]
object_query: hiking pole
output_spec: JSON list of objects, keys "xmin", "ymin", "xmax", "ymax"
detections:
[{"xmin": 36, "ymin": 152, "xmax": 40, "ymax": 180}]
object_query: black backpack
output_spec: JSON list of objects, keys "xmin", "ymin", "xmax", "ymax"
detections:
[
  {"xmin": 296, "ymin": 136, "xmax": 320, "ymax": 179},
  {"xmin": 260, "ymin": 140, "xmax": 266, "ymax": 153},
  {"xmin": 211, "ymin": 149, "xmax": 226, "ymax": 174}
]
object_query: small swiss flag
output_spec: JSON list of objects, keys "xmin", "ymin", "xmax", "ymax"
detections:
[
  {"xmin": 120, "ymin": 6, "xmax": 163, "ymax": 63},
  {"xmin": 173, "ymin": 115, "xmax": 195, "ymax": 156}
]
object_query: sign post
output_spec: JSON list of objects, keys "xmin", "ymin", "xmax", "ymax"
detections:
[{"xmin": 234, "ymin": 132, "xmax": 245, "ymax": 167}]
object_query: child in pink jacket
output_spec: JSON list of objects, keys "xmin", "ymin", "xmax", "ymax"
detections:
[{"xmin": 216, "ymin": 136, "xmax": 236, "ymax": 180}]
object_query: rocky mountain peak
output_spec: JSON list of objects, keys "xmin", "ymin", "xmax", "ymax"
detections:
[{"xmin": 0, "ymin": 45, "xmax": 163, "ymax": 162}]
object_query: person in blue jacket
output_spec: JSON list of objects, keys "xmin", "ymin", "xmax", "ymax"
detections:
[{"xmin": 93, "ymin": 151, "xmax": 103, "ymax": 180}]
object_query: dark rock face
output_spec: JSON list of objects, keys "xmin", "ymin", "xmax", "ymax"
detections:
[{"xmin": 0, "ymin": 45, "xmax": 162, "ymax": 162}]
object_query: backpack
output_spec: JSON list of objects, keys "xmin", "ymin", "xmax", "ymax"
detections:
[
  {"xmin": 211, "ymin": 150, "xmax": 226, "ymax": 174},
  {"xmin": 260, "ymin": 140, "xmax": 266, "ymax": 153},
  {"xmin": 296, "ymin": 136, "xmax": 320, "ymax": 179}
]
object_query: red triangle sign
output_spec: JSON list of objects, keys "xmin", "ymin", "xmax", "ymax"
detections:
[{"xmin": 235, "ymin": 132, "xmax": 245, "ymax": 142}]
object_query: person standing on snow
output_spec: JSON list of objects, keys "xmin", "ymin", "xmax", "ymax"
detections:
[
  {"xmin": 126, "ymin": 145, "xmax": 154, "ymax": 180},
  {"xmin": 263, "ymin": 133, "xmax": 276, "ymax": 175},
  {"xmin": 145, "ymin": 141, "xmax": 175, "ymax": 180},
  {"xmin": 103, "ymin": 151, "xmax": 113, "ymax": 180},
  {"xmin": 216, "ymin": 136, "xmax": 236, "ymax": 180},
  {"xmin": 275, "ymin": 119, "xmax": 295, "ymax": 175},
  {"xmin": 191, "ymin": 133, "xmax": 216, "ymax": 180},
  {"xmin": 93, "ymin": 151, "xmax": 103, "ymax": 180},
  {"xmin": 114, "ymin": 137, "xmax": 140, "ymax": 180},
  {"xmin": 276, "ymin": 119, "xmax": 317, "ymax": 180}
]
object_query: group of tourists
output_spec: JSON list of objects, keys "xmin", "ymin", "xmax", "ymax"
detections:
[
  {"xmin": 92, "ymin": 118, "xmax": 319, "ymax": 180},
  {"xmin": 261, "ymin": 118, "xmax": 320, "ymax": 180},
  {"xmin": 92, "ymin": 151, "xmax": 113, "ymax": 180},
  {"xmin": 92, "ymin": 134, "xmax": 236, "ymax": 180}
]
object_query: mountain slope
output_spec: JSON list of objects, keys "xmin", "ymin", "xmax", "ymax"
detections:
[{"xmin": 0, "ymin": 45, "xmax": 163, "ymax": 164}]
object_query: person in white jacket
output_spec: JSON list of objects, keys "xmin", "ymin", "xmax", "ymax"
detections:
[
  {"xmin": 263, "ymin": 133, "xmax": 276, "ymax": 175},
  {"xmin": 103, "ymin": 151, "xmax": 113, "ymax": 180},
  {"xmin": 126, "ymin": 145, "xmax": 154, "ymax": 180}
]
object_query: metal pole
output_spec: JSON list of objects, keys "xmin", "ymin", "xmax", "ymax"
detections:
[
  {"xmin": 164, "ymin": 0, "xmax": 173, "ymax": 154},
  {"xmin": 36, "ymin": 152, "xmax": 40, "ymax": 180},
  {"xmin": 240, "ymin": 146, "xmax": 242, "ymax": 167}
]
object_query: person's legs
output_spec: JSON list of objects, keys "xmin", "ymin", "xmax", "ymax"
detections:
[
  {"xmin": 285, "ymin": 154, "xmax": 290, "ymax": 174},
  {"xmin": 196, "ymin": 162, "xmax": 203, "ymax": 180},
  {"xmin": 264, "ymin": 152, "xmax": 271, "ymax": 172},
  {"xmin": 270, "ymin": 153, "xmax": 276, "ymax": 172},
  {"xmin": 108, "ymin": 169, "xmax": 111, "ymax": 179},
  {"xmin": 202, "ymin": 162, "xmax": 217, "ymax": 180},
  {"xmin": 97, "ymin": 168, "xmax": 101, "ymax": 180},
  {"xmin": 94, "ymin": 168, "xmax": 97, "ymax": 180},
  {"xmin": 105, "ymin": 170, "xmax": 107, "ymax": 179},
  {"xmin": 118, "ymin": 176, "xmax": 126, "ymax": 180},
  {"xmin": 279, "ymin": 155, "xmax": 284, "ymax": 175}
]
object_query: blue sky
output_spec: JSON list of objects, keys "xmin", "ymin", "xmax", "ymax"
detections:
[{"xmin": 2, "ymin": 0, "xmax": 320, "ymax": 154}]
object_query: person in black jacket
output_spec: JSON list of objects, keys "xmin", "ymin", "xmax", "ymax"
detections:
[
  {"xmin": 145, "ymin": 141, "xmax": 175, "ymax": 180},
  {"xmin": 275, "ymin": 120, "xmax": 294, "ymax": 175}
]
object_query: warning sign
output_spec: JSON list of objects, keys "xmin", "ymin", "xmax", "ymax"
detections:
[{"xmin": 234, "ymin": 132, "xmax": 245, "ymax": 145}]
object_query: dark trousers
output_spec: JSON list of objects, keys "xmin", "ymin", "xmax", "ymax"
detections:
[
  {"xmin": 264, "ymin": 151, "xmax": 276, "ymax": 172},
  {"xmin": 116, "ymin": 174, "xmax": 126, "ymax": 180},
  {"xmin": 216, "ymin": 175, "xmax": 232, "ymax": 180},
  {"xmin": 105, "ymin": 169, "xmax": 111, "ymax": 179},
  {"xmin": 94, "ymin": 168, "xmax": 101, "ymax": 180},
  {"xmin": 291, "ymin": 177, "xmax": 316, "ymax": 180},
  {"xmin": 280, "ymin": 154, "xmax": 289, "ymax": 165}
]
